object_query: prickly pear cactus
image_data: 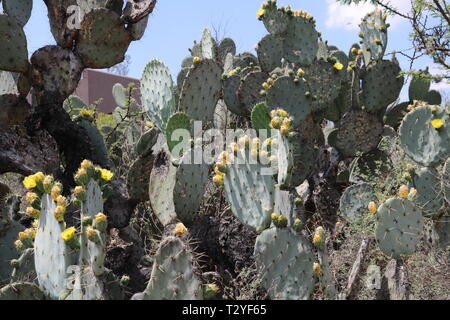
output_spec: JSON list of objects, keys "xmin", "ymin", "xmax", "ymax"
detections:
[
  {"xmin": 254, "ymin": 228, "xmax": 315, "ymax": 300},
  {"xmin": 339, "ymin": 183, "xmax": 376, "ymax": 220},
  {"xmin": 34, "ymin": 194, "xmax": 71, "ymax": 299},
  {"xmin": 399, "ymin": 105, "xmax": 450, "ymax": 167},
  {"xmin": 411, "ymin": 167, "xmax": 444, "ymax": 217},
  {"xmin": 375, "ymin": 198, "xmax": 424, "ymax": 259},
  {"xmin": 136, "ymin": 236, "xmax": 203, "ymax": 300},
  {"xmin": 359, "ymin": 9, "xmax": 388, "ymax": 63}
]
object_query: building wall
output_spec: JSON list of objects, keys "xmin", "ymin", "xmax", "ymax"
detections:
[{"xmin": 74, "ymin": 69, "xmax": 141, "ymax": 114}]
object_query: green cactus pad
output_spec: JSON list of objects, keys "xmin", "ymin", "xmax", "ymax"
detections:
[
  {"xmin": 362, "ymin": 60, "xmax": 403, "ymax": 113},
  {"xmin": 349, "ymin": 149, "xmax": 392, "ymax": 184},
  {"xmin": 266, "ymin": 76, "xmax": 313, "ymax": 127},
  {"xmin": 283, "ymin": 15, "xmax": 319, "ymax": 66},
  {"xmin": 375, "ymin": 197, "xmax": 424, "ymax": 259},
  {"xmin": 261, "ymin": 3, "xmax": 289, "ymax": 36},
  {"xmin": 256, "ymin": 34, "xmax": 284, "ymax": 73},
  {"xmin": 251, "ymin": 102, "xmax": 272, "ymax": 135},
  {"xmin": 149, "ymin": 151, "xmax": 178, "ymax": 226},
  {"xmin": 443, "ymin": 158, "xmax": 450, "ymax": 205},
  {"xmin": 217, "ymin": 38, "xmax": 236, "ymax": 64},
  {"xmin": 201, "ymin": 28, "xmax": 216, "ymax": 60},
  {"xmin": 399, "ymin": 105, "xmax": 450, "ymax": 167},
  {"xmin": 140, "ymin": 236, "xmax": 203, "ymax": 300},
  {"xmin": 304, "ymin": 60, "xmax": 342, "ymax": 112},
  {"xmin": 128, "ymin": 15, "xmax": 149, "ymax": 41},
  {"xmin": 237, "ymin": 71, "xmax": 268, "ymax": 113},
  {"xmin": 136, "ymin": 128, "xmax": 159, "ymax": 157},
  {"xmin": 2, "ymin": 0, "xmax": 32, "ymax": 26},
  {"xmin": 223, "ymin": 150, "xmax": 275, "ymax": 231},
  {"xmin": 359, "ymin": 9, "xmax": 388, "ymax": 62},
  {"xmin": 333, "ymin": 109, "xmax": 384, "ymax": 158},
  {"xmin": 127, "ymin": 155, "xmax": 153, "ymax": 202},
  {"xmin": 384, "ymin": 102, "xmax": 409, "ymax": 129},
  {"xmin": 77, "ymin": 119, "xmax": 109, "ymax": 167},
  {"xmin": 426, "ymin": 90, "xmax": 442, "ymax": 105},
  {"xmin": 165, "ymin": 112, "xmax": 192, "ymax": 157},
  {"xmin": 173, "ymin": 148, "xmax": 210, "ymax": 225},
  {"xmin": 0, "ymin": 14, "xmax": 28, "ymax": 73},
  {"xmin": 411, "ymin": 167, "xmax": 444, "ymax": 217},
  {"xmin": 0, "ymin": 220, "xmax": 24, "ymax": 283},
  {"xmin": 233, "ymin": 52, "xmax": 258, "ymax": 70},
  {"xmin": 409, "ymin": 72, "xmax": 431, "ymax": 102},
  {"xmin": 223, "ymin": 74, "xmax": 244, "ymax": 116},
  {"xmin": 254, "ymin": 228, "xmax": 315, "ymax": 300},
  {"xmin": 177, "ymin": 67, "xmax": 190, "ymax": 90},
  {"xmin": 179, "ymin": 59, "xmax": 222, "ymax": 123},
  {"xmin": 34, "ymin": 194, "xmax": 71, "ymax": 300},
  {"xmin": 277, "ymin": 130, "xmax": 316, "ymax": 189},
  {"xmin": 11, "ymin": 248, "xmax": 36, "ymax": 283},
  {"xmin": 141, "ymin": 59, "xmax": 177, "ymax": 132},
  {"xmin": 0, "ymin": 282, "xmax": 45, "ymax": 300},
  {"xmin": 339, "ymin": 183, "xmax": 376, "ymax": 220},
  {"xmin": 30, "ymin": 46, "xmax": 84, "ymax": 103},
  {"xmin": 273, "ymin": 188, "xmax": 304, "ymax": 227},
  {"xmin": 76, "ymin": 8, "xmax": 131, "ymax": 68}
]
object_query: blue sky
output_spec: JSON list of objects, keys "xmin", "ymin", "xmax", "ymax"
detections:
[{"xmin": 7, "ymin": 0, "xmax": 450, "ymax": 98}]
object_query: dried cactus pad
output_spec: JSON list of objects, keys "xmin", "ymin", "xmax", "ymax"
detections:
[
  {"xmin": 375, "ymin": 198, "xmax": 424, "ymax": 259},
  {"xmin": 254, "ymin": 228, "xmax": 315, "ymax": 300},
  {"xmin": 76, "ymin": 8, "xmax": 131, "ymax": 68}
]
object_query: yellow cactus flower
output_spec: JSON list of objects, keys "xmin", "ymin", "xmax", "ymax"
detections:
[
  {"xmin": 43, "ymin": 175, "xmax": 53, "ymax": 187},
  {"xmin": 173, "ymin": 223, "xmax": 188, "ymax": 236},
  {"xmin": 80, "ymin": 159, "xmax": 93, "ymax": 169},
  {"xmin": 213, "ymin": 174, "xmax": 224, "ymax": 186},
  {"xmin": 431, "ymin": 119, "xmax": 444, "ymax": 129},
  {"xmin": 24, "ymin": 228, "xmax": 36, "ymax": 240},
  {"xmin": 270, "ymin": 117, "xmax": 282, "ymax": 129},
  {"xmin": 22, "ymin": 175, "xmax": 37, "ymax": 189},
  {"xmin": 146, "ymin": 121, "xmax": 154, "ymax": 128},
  {"xmin": 76, "ymin": 168, "xmax": 87, "ymax": 177},
  {"xmin": 51, "ymin": 185, "xmax": 61, "ymax": 201},
  {"xmin": 193, "ymin": 56, "xmax": 202, "ymax": 64},
  {"xmin": 95, "ymin": 212, "xmax": 107, "ymax": 223},
  {"xmin": 61, "ymin": 227, "xmax": 76, "ymax": 242},
  {"xmin": 56, "ymin": 195, "xmax": 67, "ymax": 207},
  {"xmin": 100, "ymin": 169, "xmax": 114, "ymax": 181},
  {"xmin": 398, "ymin": 185, "xmax": 409, "ymax": 198},
  {"xmin": 271, "ymin": 213, "xmax": 279, "ymax": 220},
  {"xmin": 18, "ymin": 232, "xmax": 27, "ymax": 241},
  {"xmin": 54, "ymin": 205, "xmax": 66, "ymax": 222},
  {"xmin": 14, "ymin": 240, "xmax": 23, "ymax": 249},
  {"xmin": 228, "ymin": 69, "xmax": 238, "ymax": 76},
  {"xmin": 280, "ymin": 125, "xmax": 290, "ymax": 136},
  {"xmin": 33, "ymin": 172, "xmax": 45, "ymax": 182},
  {"xmin": 334, "ymin": 62, "xmax": 344, "ymax": 71},
  {"xmin": 357, "ymin": 49, "xmax": 363, "ymax": 55},
  {"xmin": 297, "ymin": 68, "xmax": 305, "ymax": 76},
  {"xmin": 257, "ymin": 8, "xmax": 266, "ymax": 18},
  {"xmin": 368, "ymin": 201, "xmax": 377, "ymax": 214},
  {"xmin": 277, "ymin": 109, "xmax": 288, "ymax": 117},
  {"xmin": 26, "ymin": 207, "xmax": 40, "ymax": 219},
  {"xmin": 74, "ymin": 186, "xmax": 84, "ymax": 195},
  {"xmin": 313, "ymin": 262, "xmax": 321, "ymax": 275},
  {"xmin": 313, "ymin": 233, "xmax": 322, "ymax": 245},
  {"xmin": 26, "ymin": 192, "xmax": 38, "ymax": 204},
  {"xmin": 282, "ymin": 117, "xmax": 292, "ymax": 128},
  {"xmin": 80, "ymin": 109, "xmax": 94, "ymax": 117},
  {"xmin": 262, "ymin": 82, "xmax": 270, "ymax": 90}
]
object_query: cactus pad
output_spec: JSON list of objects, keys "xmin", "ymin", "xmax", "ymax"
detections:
[
  {"xmin": 179, "ymin": 59, "xmax": 222, "ymax": 123},
  {"xmin": 349, "ymin": 149, "xmax": 392, "ymax": 184},
  {"xmin": 140, "ymin": 236, "xmax": 203, "ymax": 300},
  {"xmin": 254, "ymin": 228, "xmax": 315, "ymax": 300},
  {"xmin": 359, "ymin": 10, "xmax": 388, "ymax": 62},
  {"xmin": 256, "ymin": 34, "xmax": 284, "ymax": 72},
  {"xmin": 238, "ymin": 71, "xmax": 268, "ymax": 112},
  {"xmin": 412, "ymin": 167, "xmax": 444, "ymax": 217},
  {"xmin": 399, "ymin": 105, "xmax": 450, "ymax": 167},
  {"xmin": 375, "ymin": 197, "xmax": 424, "ymax": 259},
  {"xmin": 2, "ymin": 0, "xmax": 32, "ymax": 26},
  {"xmin": 0, "ymin": 14, "xmax": 28, "ymax": 73},
  {"xmin": 339, "ymin": 183, "xmax": 376, "ymax": 220}
]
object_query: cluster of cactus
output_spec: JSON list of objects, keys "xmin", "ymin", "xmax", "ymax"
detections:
[
  {"xmin": 0, "ymin": 160, "xmax": 125, "ymax": 300},
  {"xmin": 1, "ymin": 0, "xmax": 449, "ymax": 300},
  {"xmin": 125, "ymin": 0, "xmax": 449, "ymax": 300}
]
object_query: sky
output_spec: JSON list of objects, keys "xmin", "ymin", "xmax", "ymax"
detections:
[{"xmin": 5, "ymin": 0, "xmax": 450, "ymax": 99}]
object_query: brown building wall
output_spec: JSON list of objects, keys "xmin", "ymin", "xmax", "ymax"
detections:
[{"xmin": 74, "ymin": 69, "xmax": 141, "ymax": 114}]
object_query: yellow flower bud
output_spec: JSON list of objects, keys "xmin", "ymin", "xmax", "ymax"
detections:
[
  {"xmin": 95, "ymin": 212, "xmax": 107, "ymax": 223},
  {"xmin": 26, "ymin": 192, "xmax": 38, "ymax": 204},
  {"xmin": 368, "ymin": 201, "xmax": 377, "ymax": 214},
  {"xmin": 313, "ymin": 262, "xmax": 321, "ymax": 275},
  {"xmin": 398, "ymin": 185, "xmax": 409, "ymax": 198},
  {"xmin": 74, "ymin": 186, "xmax": 84, "ymax": 195},
  {"xmin": 173, "ymin": 223, "xmax": 188, "ymax": 236},
  {"xmin": 193, "ymin": 56, "xmax": 202, "ymax": 64},
  {"xmin": 80, "ymin": 159, "xmax": 93, "ymax": 169}
]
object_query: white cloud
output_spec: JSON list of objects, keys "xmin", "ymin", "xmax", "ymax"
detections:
[{"xmin": 325, "ymin": 0, "xmax": 411, "ymax": 30}]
